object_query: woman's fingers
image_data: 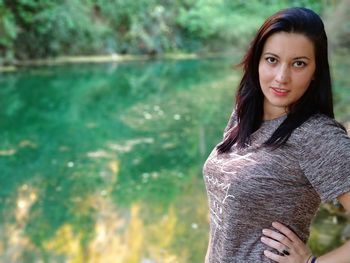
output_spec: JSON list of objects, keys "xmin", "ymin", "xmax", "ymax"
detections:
[
  {"xmin": 271, "ymin": 221, "xmax": 300, "ymax": 243},
  {"xmin": 262, "ymin": 228, "xmax": 293, "ymax": 247},
  {"xmin": 262, "ymin": 222, "xmax": 312, "ymax": 262},
  {"xmin": 263, "ymin": 249, "xmax": 286, "ymax": 262},
  {"xmin": 261, "ymin": 236, "xmax": 289, "ymax": 254}
]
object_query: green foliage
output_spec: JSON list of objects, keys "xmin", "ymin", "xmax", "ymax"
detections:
[
  {"xmin": 0, "ymin": 2, "xmax": 17, "ymax": 63},
  {"xmin": 9, "ymin": 0, "xmax": 111, "ymax": 59},
  {"xmin": 93, "ymin": 0, "xmax": 180, "ymax": 53},
  {"xmin": 325, "ymin": 0, "xmax": 350, "ymax": 51},
  {"xmin": 0, "ymin": 0, "xmax": 348, "ymax": 64}
]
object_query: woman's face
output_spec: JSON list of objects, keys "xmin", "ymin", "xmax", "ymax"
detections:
[{"xmin": 258, "ymin": 32, "xmax": 316, "ymax": 120}]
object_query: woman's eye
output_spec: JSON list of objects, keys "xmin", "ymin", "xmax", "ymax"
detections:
[
  {"xmin": 266, "ymin": 57, "xmax": 277, "ymax": 64},
  {"xmin": 293, "ymin": 61, "xmax": 306, "ymax": 68}
]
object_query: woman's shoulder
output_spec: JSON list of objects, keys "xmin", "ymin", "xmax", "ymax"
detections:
[
  {"xmin": 301, "ymin": 114, "xmax": 346, "ymax": 133},
  {"xmin": 294, "ymin": 113, "xmax": 348, "ymax": 143}
]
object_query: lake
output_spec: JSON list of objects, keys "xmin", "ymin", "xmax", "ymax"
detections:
[{"xmin": 0, "ymin": 57, "xmax": 348, "ymax": 262}]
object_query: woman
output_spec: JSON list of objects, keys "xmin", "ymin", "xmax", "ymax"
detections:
[{"xmin": 203, "ymin": 7, "xmax": 350, "ymax": 263}]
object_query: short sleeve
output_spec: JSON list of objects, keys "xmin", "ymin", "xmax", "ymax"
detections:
[
  {"xmin": 299, "ymin": 115, "xmax": 350, "ymax": 203},
  {"xmin": 223, "ymin": 109, "xmax": 237, "ymax": 139}
]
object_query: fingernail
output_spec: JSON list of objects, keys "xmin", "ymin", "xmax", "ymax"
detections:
[{"xmin": 262, "ymin": 229, "xmax": 267, "ymax": 234}]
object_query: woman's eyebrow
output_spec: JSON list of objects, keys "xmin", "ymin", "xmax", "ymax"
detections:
[
  {"xmin": 263, "ymin": 52, "xmax": 311, "ymax": 60},
  {"xmin": 293, "ymin": 56, "xmax": 311, "ymax": 60},
  {"xmin": 263, "ymin": 52, "xmax": 279, "ymax": 57}
]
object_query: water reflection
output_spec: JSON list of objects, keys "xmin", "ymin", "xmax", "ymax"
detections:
[{"xmin": 0, "ymin": 57, "xmax": 348, "ymax": 262}]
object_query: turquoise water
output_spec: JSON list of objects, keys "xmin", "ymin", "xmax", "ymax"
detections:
[{"xmin": 0, "ymin": 58, "xmax": 348, "ymax": 262}]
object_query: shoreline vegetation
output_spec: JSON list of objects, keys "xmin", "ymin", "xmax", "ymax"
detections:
[
  {"xmin": 1, "ymin": 1, "xmax": 348, "ymax": 73},
  {"xmin": 3, "ymin": 1, "xmax": 348, "ymax": 71}
]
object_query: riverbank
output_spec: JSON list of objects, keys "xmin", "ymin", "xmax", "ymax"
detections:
[{"xmin": 0, "ymin": 52, "xmax": 234, "ymax": 73}]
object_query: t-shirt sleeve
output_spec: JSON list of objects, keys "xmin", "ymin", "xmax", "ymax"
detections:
[
  {"xmin": 223, "ymin": 109, "xmax": 237, "ymax": 139},
  {"xmin": 299, "ymin": 116, "xmax": 350, "ymax": 203}
]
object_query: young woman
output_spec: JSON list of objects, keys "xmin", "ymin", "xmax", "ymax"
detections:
[{"xmin": 203, "ymin": 7, "xmax": 350, "ymax": 263}]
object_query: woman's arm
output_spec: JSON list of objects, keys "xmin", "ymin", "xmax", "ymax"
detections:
[
  {"xmin": 261, "ymin": 191, "xmax": 350, "ymax": 263},
  {"xmin": 316, "ymin": 241, "xmax": 350, "ymax": 263}
]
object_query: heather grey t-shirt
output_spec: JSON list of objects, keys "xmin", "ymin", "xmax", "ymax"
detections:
[{"xmin": 203, "ymin": 112, "xmax": 350, "ymax": 263}]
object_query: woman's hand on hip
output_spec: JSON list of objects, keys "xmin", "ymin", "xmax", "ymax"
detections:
[{"xmin": 261, "ymin": 221, "xmax": 312, "ymax": 263}]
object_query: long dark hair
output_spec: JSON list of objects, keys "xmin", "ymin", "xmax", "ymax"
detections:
[{"xmin": 217, "ymin": 7, "xmax": 337, "ymax": 153}]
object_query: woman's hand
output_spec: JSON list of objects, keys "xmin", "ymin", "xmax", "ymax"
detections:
[{"xmin": 261, "ymin": 221, "xmax": 312, "ymax": 263}]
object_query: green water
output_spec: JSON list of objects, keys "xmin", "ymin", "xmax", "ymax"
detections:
[{"xmin": 0, "ymin": 57, "xmax": 348, "ymax": 263}]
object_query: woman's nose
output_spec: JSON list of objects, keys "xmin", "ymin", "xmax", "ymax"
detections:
[{"xmin": 275, "ymin": 65, "xmax": 290, "ymax": 84}]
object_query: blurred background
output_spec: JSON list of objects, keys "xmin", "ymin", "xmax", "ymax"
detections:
[{"xmin": 0, "ymin": 0, "xmax": 349, "ymax": 262}]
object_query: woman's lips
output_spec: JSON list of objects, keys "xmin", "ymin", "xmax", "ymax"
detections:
[{"xmin": 271, "ymin": 87, "xmax": 289, "ymax": 96}]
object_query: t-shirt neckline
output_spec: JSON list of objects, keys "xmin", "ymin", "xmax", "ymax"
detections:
[{"xmin": 262, "ymin": 114, "xmax": 287, "ymax": 124}]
